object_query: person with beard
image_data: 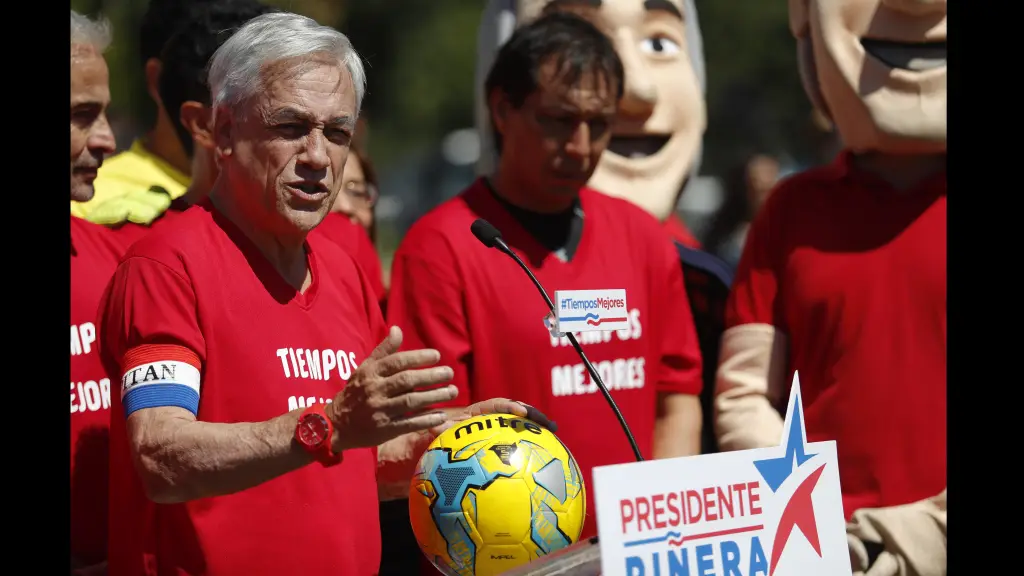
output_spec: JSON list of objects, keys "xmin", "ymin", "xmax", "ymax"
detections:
[{"xmin": 70, "ymin": 9, "xmax": 120, "ymax": 575}]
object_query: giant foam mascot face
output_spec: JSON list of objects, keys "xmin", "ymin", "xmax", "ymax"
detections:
[
  {"xmin": 790, "ymin": 0, "xmax": 946, "ymax": 153},
  {"xmin": 475, "ymin": 0, "xmax": 707, "ymax": 222}
]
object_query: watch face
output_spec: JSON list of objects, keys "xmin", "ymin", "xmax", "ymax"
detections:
[{"xmin": 298, "ymin": 414, "xmax": 329, "ymax": 448}]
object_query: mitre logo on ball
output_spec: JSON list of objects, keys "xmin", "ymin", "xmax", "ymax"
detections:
[{"xmin": 593, "ymin": 372, "xmax": 851, "ymax": 576}]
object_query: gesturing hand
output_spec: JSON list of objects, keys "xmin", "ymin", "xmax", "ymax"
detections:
[{"xmin": 326, "ymin": 326, "xmax": 457, "ymax": 453}]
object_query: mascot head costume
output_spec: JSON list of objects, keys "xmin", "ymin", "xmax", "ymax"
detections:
[
  {"xmin": 475, "ymin": 0, "xmax": 707, "ymax": 230},
  {"xmin": 790, "ymin": 0, "xmax": 946, "ymax": 156}
]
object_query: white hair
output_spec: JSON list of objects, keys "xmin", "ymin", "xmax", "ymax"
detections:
[
  {"xmin": 70, "ymin": 10, "xmax": 112, "ymax": 55},
  {"xmin": 208, "ymin": 12, "xmax": 367, "ymax": 117}
]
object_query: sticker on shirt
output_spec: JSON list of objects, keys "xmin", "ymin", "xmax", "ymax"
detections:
[{"xmin": 553, "ymin": 289, "xmax": 628, "ymax": 334}]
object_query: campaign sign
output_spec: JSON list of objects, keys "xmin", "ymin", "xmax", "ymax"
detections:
[
  {"xmin": 592, "ymin": 372, "xmax": 851, "ymax": 576},
  {"xmin": 553, "ymin": 289, "xmax": 628, "ymax": 334}
]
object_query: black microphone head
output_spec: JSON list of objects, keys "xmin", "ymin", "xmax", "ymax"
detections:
[{"xmin": 470, "ymin": 219, "xmax": 502, "ymax": 249}]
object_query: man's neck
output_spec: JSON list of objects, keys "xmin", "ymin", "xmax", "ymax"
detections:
[
  {"xmin": 180, "ymin": 165, "xmax": 216, "ymax": 207},
  {"xmin": 208, "ymin": 182, "xmax": 311, "ymax": 292},
  {"xmin": 491, "ymin": 163, "xmax": 576, "ymax": 214},
  {"xmin": 851, "ymin": 151, "xmax": 946, "ymax": 191},
  {"xmin": 143, "ymin": 114, "xmax": 192, "ymax": 177}
]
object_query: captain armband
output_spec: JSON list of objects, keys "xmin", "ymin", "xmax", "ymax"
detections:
[{"xmin": 121, "ymin": 344, "xmax": 202, "ymax": 418}]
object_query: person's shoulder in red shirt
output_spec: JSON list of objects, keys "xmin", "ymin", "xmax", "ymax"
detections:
[
  {"xmin": 313, "ymin": 212, "xmax": 386, "ymax": 307},
  {"xmin": 70, "ymin": 215, "xmax": 125, "ymax": 568}
]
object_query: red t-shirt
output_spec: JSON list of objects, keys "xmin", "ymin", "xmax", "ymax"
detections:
[
  {"xmin": 664, "ymin": 212, "xmax": 701, "ymax": 249},
  {"xmin": 726, "ymin": 151, "xmax": 946, "ymax": 519},
  {"xmin": 71, "ymin": 216, "xmax": 125, "ymax": 565},
  {"xmin": 388, "ymin": 179, "xmax": 703, "ymax": 541},
  {"xmin": 100, "ymin": 202, "xmax": 387, "ymax": 576},
  {"xmin": 107, "ymin": 200, "xmax": 188, "ymax": 252},
  {"xmin": 313, "ymin": 211, "xmax": 386, "ymax": 306}
]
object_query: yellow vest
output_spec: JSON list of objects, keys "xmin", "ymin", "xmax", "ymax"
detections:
[{"xmin": 72, "ymin": 139, "xmax": 190, "ymax": 225}]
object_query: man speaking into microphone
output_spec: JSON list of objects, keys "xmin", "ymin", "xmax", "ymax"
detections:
[{"xmin": 388, "ymin": 12, "xmax": 704, "ymax": 543}]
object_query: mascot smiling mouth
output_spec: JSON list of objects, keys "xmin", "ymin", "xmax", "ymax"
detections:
[
  {"xmin": 607, "ymin": 135, "xmax": 671, "ymax": 159},
  {"xmin": 860, "ymin": 39, "xmax": 946, "ymax": 71}
]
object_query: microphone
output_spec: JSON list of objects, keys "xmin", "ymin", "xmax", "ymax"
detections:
[{"xmin": 470, "ymin": 218, "xmax": 644, "ymax": 462}]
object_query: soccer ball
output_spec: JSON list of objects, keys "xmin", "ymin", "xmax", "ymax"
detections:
[{"xmin": 409, "ymin": 413, "xmax": 587, "ymax": 576}]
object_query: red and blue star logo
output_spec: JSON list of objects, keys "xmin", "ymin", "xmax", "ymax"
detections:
[{"xmin": 752, "ymin": 381, "xmax": 827, "ymax": 576}]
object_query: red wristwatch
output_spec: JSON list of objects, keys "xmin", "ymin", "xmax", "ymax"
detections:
[{"xmin": 295, "ymin": 404, "xmax": 343, "ymax": 467}]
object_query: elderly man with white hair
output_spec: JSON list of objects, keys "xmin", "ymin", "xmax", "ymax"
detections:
[
  {"xmin": 70, "ymin": 9, "xmax": 119, "ymax": 576},
  {"xmin": 99, "ymin": 12, "xmax": 550, "ymax": 576}
]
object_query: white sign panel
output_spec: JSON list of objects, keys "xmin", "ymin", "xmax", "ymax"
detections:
[
  {"xmin": 553, "ymin": 289, "xmax": 628, "ymax": 334},
  {"xmin": 593, "ymin": 372, "xmax": 851, "ymax": 576}
]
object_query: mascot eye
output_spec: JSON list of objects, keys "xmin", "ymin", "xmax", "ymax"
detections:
[{"xmin": 640, "ymin": 36, "xmax": 681, "ymax": 56}]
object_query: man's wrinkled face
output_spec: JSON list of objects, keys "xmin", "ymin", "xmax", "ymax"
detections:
[
  {"xmin": 805, "ymin": 0, "xmax": 946, "ymax": 152},
  {"xmin": 216, "ymin": 56, "xmax": 357, "ymax": 236},
  {"xmin": 538, "ymin": 0, "xmax": 705, "ymax": 220},
  {"xmin": 70, "ymin": 46, "xmax": 116, "ymax": 202},
  {"xmin": 492, "ymin": 59, "xmax": 618, "ymax": 207}
]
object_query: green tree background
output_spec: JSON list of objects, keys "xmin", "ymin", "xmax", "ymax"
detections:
[{"xmin": 70, "ymin": 0, "xmax": 830, "ymax": 257}]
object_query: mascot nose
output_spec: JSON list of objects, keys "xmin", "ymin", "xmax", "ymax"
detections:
[
  {"xmin": 880, "ymin": 0, "xmax": 946, "ymax": 16},
  {"xmin": 617, "ymin": 33, "xmax": 657, "ymax": 117}
]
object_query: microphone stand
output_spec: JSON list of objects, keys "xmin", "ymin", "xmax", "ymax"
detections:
[{"xmin": 493, "ymin": 238, "xmax": 645, "ymax": 463}]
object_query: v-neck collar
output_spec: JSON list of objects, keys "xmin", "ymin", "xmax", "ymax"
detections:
[
  {"xmin": 465, "ymin": 179, "xmax": 594, "ymax": 273},
  {"xmin": 204, "ymin": 201, "xmax": 321, "ymax": 310}
]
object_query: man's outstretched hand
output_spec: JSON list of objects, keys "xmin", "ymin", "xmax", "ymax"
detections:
[{"xmin": 376, "ymin": 398, "xmax": 557, "ymax": 499}]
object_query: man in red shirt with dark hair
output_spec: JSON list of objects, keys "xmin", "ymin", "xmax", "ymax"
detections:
[
  {"xmin": 70, "ymin": 10, "xmax": 121, "ymax": 575},
  {"xmin": 714, "ymin": 0, "xmax": 946, "ymax": 573},
  {"xmin": 100, "ymin": 13, "xmax": 543, "ymax": 575},
  {"xmin": 388, "ymin": 12, "xmax": 704, "ymax": 550}
]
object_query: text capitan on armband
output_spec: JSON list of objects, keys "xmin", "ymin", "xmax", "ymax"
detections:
[{"xmin": 121, "ymin": 360, "xmax": 201, "ymax": 400}]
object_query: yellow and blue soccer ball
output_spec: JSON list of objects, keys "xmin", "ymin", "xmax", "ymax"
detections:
[{"xmin": 409, "ymin": 413, "xmax": 586, "ymax": 576}]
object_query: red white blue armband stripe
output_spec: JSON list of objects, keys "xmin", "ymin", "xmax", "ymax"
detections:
[{"xmin": 120, "ymin": 344, "xmax": 202, "ymax": 418}]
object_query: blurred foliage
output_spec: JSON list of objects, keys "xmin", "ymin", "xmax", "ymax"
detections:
[
  {"xmin": 696, "ymin": 0, "xmax": 820, "ymax": 172},
  {"xmin": 71, "ymin": 0, "xmax": 825, "ymax": 183}
]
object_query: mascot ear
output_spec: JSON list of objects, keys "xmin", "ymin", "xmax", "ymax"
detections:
[{"xmin": 790, "ymin": 0, "xmax": 832, "ymax": 125}]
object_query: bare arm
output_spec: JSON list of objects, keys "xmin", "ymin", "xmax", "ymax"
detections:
[
  {"xmin": 128, "ymin": 406, "xmax": 313, "ymax": 504},
  {"xmin": 131, "ymin": 327, "xmax": 457, "ymax": 505},
  {"xmin": 653, "ymin": 392, "xmax": 702, "ymax": 458}
]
